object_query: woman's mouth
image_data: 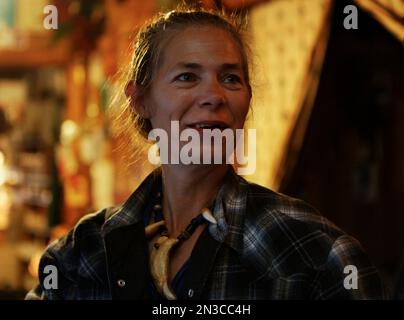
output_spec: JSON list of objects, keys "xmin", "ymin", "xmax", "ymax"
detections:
[{"xmin": 186, "ymin": 121, "xmax": 230, "ymax": 132}]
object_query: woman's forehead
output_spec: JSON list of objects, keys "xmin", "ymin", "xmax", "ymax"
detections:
[{"xmin": 158, "ymin": 26, "xmax": 243, "ymax": 71}]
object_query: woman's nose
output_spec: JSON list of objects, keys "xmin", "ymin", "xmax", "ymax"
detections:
[{"xmin": 198, "ymin": 79, "xmax": 226, "ymax": 109}]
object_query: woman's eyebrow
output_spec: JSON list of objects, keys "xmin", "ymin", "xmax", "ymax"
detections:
[
  {"xmin": 171, "ymin": 62, "xmax": 242, "ymax": 71},
  {"xmin": 221, "ymin": 63, "xmax": 243, "ymax": 72},
  {"xmin": 172, "ymin": 62, "xmax": 202, "ymax": 70}
]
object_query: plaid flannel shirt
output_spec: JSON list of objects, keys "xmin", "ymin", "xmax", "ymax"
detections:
[{"xmin": 26, "ymin": 166, "xmax": 385, "ymax": 300}]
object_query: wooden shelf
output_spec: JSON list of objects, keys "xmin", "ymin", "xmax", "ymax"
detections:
[{"xmin": 0, "ymin": 32, "xmax": 71, "ymax": 68}]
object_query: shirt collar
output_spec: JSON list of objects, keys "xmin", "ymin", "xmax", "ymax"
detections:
[
  {"xmin": 101, "ymin": 165, "xmax": 248, "ymax": 254},
  {"xmin": 101, "ymin": 167, "xmax": 162, "ymax": 237}
]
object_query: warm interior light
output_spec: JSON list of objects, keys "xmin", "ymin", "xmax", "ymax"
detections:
[{"xmin": 61, "ymin": 119, "xmax": 79, "ymax": 145}]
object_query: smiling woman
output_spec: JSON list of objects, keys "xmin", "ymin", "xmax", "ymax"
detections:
[
  {"xmin": 26, "ymin": 5, "xmax": 385, "ymax": 300},
  {"xmin": 126, "ymin": 22, "xmax": 251, "ymax": 171}
]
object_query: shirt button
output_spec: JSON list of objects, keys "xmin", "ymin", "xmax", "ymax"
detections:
[
  {"xmin": 117, "ymin": 279, "xmax": 126, "ymax": 287},
  {"xmin": 188, "ymin": 289, "xmax": 194, "ymax": 298}
]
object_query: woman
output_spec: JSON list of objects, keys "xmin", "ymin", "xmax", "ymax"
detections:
[{"xmin": 27, "ymin": 7, "xmax": 385, "ymax": 300}]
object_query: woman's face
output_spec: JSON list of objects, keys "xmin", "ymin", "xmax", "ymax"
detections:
[{"xmin": 141, "ymin": 25, "xmax": 251, "ymax": 162}]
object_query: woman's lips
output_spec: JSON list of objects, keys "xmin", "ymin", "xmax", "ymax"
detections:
[{"xmin": 186, "ymin": 121, "xmax": 230, "ymax": 132}]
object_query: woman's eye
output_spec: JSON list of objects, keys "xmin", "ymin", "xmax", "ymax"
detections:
[
  {"xmin": 176, "ymin": 73, "xmax": 197, "ymax": 82},
  {"xmin": 223, "ymin": 74, "xmax": 242, "ymax": 84}
]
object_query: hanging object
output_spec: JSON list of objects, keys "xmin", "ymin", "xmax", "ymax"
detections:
[
  {"xmin": 146, "ymin": 203, "xmax": 216, "ymax": 300},
  {"xmin": 355, "ymin": 0, "xmax": 404, "ymax": 42},
  {"xmin": 246, "ymin": 0, "xmax": 334, "ymax": 190}
]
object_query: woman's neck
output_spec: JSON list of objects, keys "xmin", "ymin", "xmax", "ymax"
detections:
[{"xmin": 161, "ymin": 164, "xmax": 228, "ymax": 236}]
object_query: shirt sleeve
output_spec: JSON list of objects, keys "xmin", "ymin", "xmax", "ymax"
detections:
[
  {"xmin": 25, "ymin": 284, "xmax": 46, "ymax": 300},
  {"xmin": 25, "ymin": 229, "xmax": 79, "ymax": 300},
  {"xmin": 311, "ymin": 235, "xmax": 387, "ymax": 299}
]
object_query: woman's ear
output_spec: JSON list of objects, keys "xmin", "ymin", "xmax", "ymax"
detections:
[{"xmin": 125, "ymin": 80, "xmax": 150, "ymax": 118}]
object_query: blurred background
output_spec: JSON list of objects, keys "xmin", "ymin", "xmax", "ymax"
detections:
[{"xmin": 0, "ymin": 0, "xmax": 402, "ymax": 299}]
